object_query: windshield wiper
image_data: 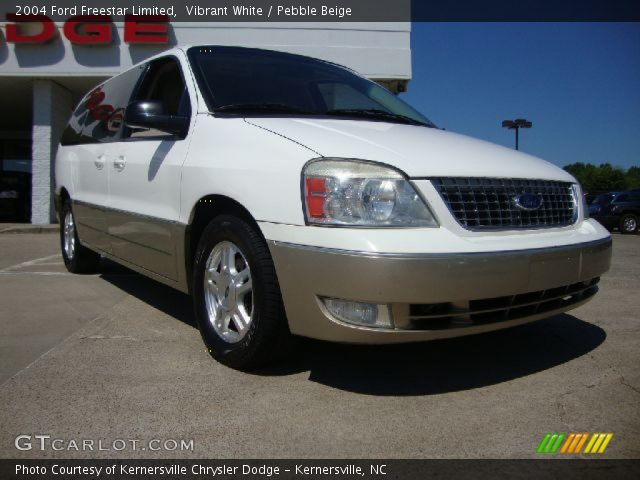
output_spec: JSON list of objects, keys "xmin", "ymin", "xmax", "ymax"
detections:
[
  {"xmin": 214, "ymin": 103, "xmax": 314, "ymax": 115},
  {"xmin": 324, "ymin": 108, "xmax": 430, "ymax": 126},
  {"xmin": 214, "ymin": 104, "xmax": 432, "ymax": 126}
]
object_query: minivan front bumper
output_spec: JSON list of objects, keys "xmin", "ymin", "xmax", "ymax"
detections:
[{"xmin": 268, "ymin": 237, "xmax": 612, "ymax": 343}]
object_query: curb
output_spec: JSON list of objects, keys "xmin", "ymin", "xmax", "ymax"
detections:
[{"xmin": 0, "ymin": 225, "xmax": 59, "ymax": 234}]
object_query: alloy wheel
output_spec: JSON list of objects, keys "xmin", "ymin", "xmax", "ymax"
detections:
[
  {"xmin": 63, "ymin": 211, "xmax": 76, "ymax": 259},
  {"xmin": 623, "ymin": 216, "xmax": 637, "ymax": 233},
  {"xmin": 203, "ymin": 241, "xmax": 253, "ymax": 343}
]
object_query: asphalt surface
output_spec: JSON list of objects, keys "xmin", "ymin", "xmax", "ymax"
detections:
[{"xmin": 0, "ymin": 231, "xmax": 638, "ymax": 459}]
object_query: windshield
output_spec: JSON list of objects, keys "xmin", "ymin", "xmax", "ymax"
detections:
[
  {"xmin": 187, "ymin": 46, "xmax": 435, "ymax": 127},
  {"xmin": 592, "ymin": 193, "xmax": 616, "ymax": 205}
]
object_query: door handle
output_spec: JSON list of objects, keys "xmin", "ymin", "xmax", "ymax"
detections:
[
  {"xmin": 94, "ymin": 155, "xmax": 105, "ymax": 170},
  {"xmin": 113, "ymin": 156, "xmax": 126, "ymax": 172}
]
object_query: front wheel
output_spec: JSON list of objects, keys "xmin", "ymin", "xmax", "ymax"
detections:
[
  {"xmin": 619, "ymin": 214, "xmax": 638, "ymax": 234},
  {"xmin": 60, "ymin": 200, "xmax": 101, "ymax": 273},
  {"xmin": 192, "ymin": 215, "xmax": 292, "ymax": 369}
]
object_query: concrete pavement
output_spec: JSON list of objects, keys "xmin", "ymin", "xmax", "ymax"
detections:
[
  {"xmin": 0, "ymin": 232, "xmax": 638, "ymax": 458},
  {"xmin": 0, "ymin": 224, "xmax": 58, "ymax": 235}
]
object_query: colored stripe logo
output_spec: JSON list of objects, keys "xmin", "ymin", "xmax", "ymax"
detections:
[{"xmin": 537, "ymin": 433, "xmax": 613, "ymax": 454}]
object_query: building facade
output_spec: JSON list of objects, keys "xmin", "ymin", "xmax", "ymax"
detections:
[{"xmin": 0, "ymin": 21, "xmax": 411, "ymax": 224}]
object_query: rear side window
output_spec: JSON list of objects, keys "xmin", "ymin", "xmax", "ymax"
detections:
[
  {"xmin": 61, "ymin": 66, "xmax": 145, "ymax": 145},
  {"xmin": 60, "ymin": 96, "xmax": 92, "ymax": 146},
  {"xmin": 614, "ymin": 194, "xmax": 629, "ymax": 203}
]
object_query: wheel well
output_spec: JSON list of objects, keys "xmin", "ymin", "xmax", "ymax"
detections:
[
  {"xmin": 59, "ymin": 188, "xmax": 70, "ymax": 202},
  {"xmin": 185, "ymin": 195, "xmax": 262, "ymax": 291},
  {"xmin": 57, "ymin": 188, "xmax": 71, "ymax": 219}
]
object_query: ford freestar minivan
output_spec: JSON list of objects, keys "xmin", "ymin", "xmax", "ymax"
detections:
[{"xmin": 55, "ymin": 46, "xmax": 612, "ymax": 369}]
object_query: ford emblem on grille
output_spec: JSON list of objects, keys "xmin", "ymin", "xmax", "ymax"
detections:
[{"xmin": 513, "ymin": 193, "xmax": 543, "ymax": 211}]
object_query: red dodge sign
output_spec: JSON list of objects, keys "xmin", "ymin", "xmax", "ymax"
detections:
[{"xmin": 4, "ymin": 14, "xmax": 169, "ymax": 44}]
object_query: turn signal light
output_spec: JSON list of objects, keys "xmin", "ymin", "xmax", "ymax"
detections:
[{"xmin": 305, "ymin": 177, "xmax": 327, "ymax": 219}]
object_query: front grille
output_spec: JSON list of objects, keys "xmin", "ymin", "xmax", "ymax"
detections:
[
  {"xmin": 431, "ymin": 177, "xmax": 576, "ymax": 230},
  {"xmin": 406, "ymin": 278, "xmax": 599, "ymax": 331}
]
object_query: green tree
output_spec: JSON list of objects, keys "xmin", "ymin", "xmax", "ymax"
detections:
[
  {"xmin": 626, "ymin": 166, "xmax": 640, "ymax": 189},
  {"xmin": 563, "ymin": 162, "xmax": 631, "ymax": 192}
]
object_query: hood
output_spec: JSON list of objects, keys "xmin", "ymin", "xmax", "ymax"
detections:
[{"xmin": 246, "ymin": 118, "xmax": 575, "ymax": 182}]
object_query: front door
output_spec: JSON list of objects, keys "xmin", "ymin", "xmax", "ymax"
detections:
[{"xmin": 107, "ymin": 56, "xmax": 194, "ymax": 281}]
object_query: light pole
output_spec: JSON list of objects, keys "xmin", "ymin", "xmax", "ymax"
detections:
[{"xmin": 502, "ymin": 118, "xmax": 532, "ymax": 150}]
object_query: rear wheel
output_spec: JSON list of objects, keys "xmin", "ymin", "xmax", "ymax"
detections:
[
  {"xmin": 192, "ymin": 214, "xmax": 292, "ymax": 369},
  {"xmin": 619, "ymin": 214, "xmax": 638, "ymax": 234},
  {"xmin": 60, "ymin": 200, "xmax": 101, "ymax": 273}
]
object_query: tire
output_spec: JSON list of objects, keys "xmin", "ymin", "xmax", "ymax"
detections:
[
  {"xmin": 192, "ymin": 214, "xmax": 293, "ymax": 369},
  {"xmin": 619, "ymin": 214, "xmax": 638, "ymax": 234},
  {"xmin": 60, "ymin": 199, "xmax": 101, "ymax": 273}
]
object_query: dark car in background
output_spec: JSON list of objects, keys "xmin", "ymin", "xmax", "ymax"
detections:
[
  {"xmin": 0, "ymin": 171, "xmax": 31, "ymax": 222},
  {"xmin": 589, "ymin": 191, "xmax": 640, "ymax": 234}
]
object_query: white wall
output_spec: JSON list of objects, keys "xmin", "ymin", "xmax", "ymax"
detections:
[
  {"xmin": 0, "ymin": 22, "xmax": 411, "ymax": 80},
  {"xmin": 31, "ymin": 80, "xmax": 72, "ymax": 224}
]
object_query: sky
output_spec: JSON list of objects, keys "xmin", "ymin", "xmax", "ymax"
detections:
[{"xmin": 401, "ymin": 23, "xmax": 640, "ymax": 169}]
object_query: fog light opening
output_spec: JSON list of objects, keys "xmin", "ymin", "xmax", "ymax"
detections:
[{"xmin": 322, "ymin": 298, "xmax": 393, "ymax": 328}]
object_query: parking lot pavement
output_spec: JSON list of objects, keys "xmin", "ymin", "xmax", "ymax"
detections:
[{"xmin": 0, "ymin": 232, "xmax": 638, "ymax": 459}]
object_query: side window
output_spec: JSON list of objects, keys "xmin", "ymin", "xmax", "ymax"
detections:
[
  {"xmin": 317, "ymin": 83, "xmax": 382, "ymax": 111},
  {"xmin": 61, "ymin": 66, "xmax": 145, "ymax": 145},
  {"xmin": 614, "ymin": 194, "xmax": 629, "ymax": 203},
  {"xmin": 128, "ymin": 57, "xmax": 191, "ymax": 139},
  {"xmin": 60, "ymin": 96, "xmax": 92, "ymax": 145}
]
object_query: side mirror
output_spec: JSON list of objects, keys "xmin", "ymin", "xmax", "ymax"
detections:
[{"xmin": 124, "ymin": 100, "xmax": 189, "ymax": 138}]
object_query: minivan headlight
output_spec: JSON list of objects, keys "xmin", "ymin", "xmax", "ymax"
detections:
[
  {"xmin": 302, "ymin": 159, "xmax": 438, "ymax": 227},
  {"xmin": 572, "ymin": 183, "xmax": 589, "ymax": 220},
  {"xmin": 580, "ymin": 185, "xmax": 590, "ymax": 220}
]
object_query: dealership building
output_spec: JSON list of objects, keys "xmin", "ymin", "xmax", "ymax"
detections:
[{"xmin": 0, "ymin": 21, "xmax": 411, "ymax": 224}]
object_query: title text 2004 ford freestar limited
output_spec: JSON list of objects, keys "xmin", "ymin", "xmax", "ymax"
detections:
[{"xmin": 55, "ymin": 46, "xmax": 612, "ymax": 369}]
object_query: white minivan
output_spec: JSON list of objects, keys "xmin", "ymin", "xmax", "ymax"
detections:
[{"xmin": 55, "ymin": 46, "xmax": 612, "ymax": 369}]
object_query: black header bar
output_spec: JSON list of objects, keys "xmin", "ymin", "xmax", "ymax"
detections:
[{"xmin": 1, "ymin": 1, "xmax": 639, "ymax": 22}]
